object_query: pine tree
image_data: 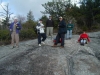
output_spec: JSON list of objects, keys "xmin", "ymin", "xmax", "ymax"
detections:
[{"xmin": 27, "ymin": 10, "xmax": 34, "ymax": 22}]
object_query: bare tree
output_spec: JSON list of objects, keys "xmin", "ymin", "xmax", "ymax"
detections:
[
  {"xmin": 17, "ymin": 15, "xmax": 26, "ymax": 24},
  {"xmin": 0, "ymin": 0, "xmax": 13, "ymax": 29}
]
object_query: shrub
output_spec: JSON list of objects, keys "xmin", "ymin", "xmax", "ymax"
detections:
[
  {"xmin": 0, "ymin": 30, "xmax": 10, "ymax": 41},
  {"xmin": 91, "ymin": 25, "xmax": 99, "ymax": 30},
  {"xmin": 20, "ymin": 29, "xmax": 36, "ymax": 40},
  {"xmin": 82, "ymin": 26, "xmax": 88, "ymax": 31},
  {"xmin": 0, "ymin": 30, "xmax": 11, "ymax": 45}
]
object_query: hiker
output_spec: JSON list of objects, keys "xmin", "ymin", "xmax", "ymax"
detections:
[
  {"xmin": 46, "ymin": 16, "xmax": 54, "ymax": 39},
  {"xmin": 9, "ymin": 17, "xmax": 21, "ymax": 48},
  {"xmin": 52, "ymin": 16, "xmax": 67, "ymax": 48},
  {"xmin": 65, "ymin": 21, "xmax": 74, "ymax": 39},
  {"xmin": 36, "ymin": 19, "xmax": 46, "ymax": 46},
  {"xmin": 77, "ymin": 31, "xmax": 90, "ymax": 46}
]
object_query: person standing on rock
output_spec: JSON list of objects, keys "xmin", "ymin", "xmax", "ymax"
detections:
[
  {"xmin": 9, "ymin": 17, "xmax": 21, "ymax": 48},
  {"xmin": 46, "ymin": 16, "xmax": 54, "ymax": 39},
  {"xmin": 36, "ymin": 19, "xmax": 46, "ymax": 46},
  {"xmin": 65, "ymin": 21, "xmax": 74, "ymax": 40},
  {"xmin": 78, "ymin": 31, "xmax": 90, "ymax": 46},
  {"xmin": 52, "ymin": 16, "xmax": 67, "ymax": 48}
]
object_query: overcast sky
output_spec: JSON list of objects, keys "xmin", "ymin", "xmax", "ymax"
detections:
[
  {"xmin": 0, "ymin": 0, "xmax": 80, "ymax": 21},
  {"xmin": 0, "ymin": 0, "xmax": 53, "ymax": 20}
]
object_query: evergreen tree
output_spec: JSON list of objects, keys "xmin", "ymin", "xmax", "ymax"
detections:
[
  {"xmin": 80, "ymin": 0, "xmax": 100, "ymax": 29},
  {"xmin": 41, "ymin": 0, "xmax": 71, "ymax": 20},
  {"xmin": 27, "ymin": 10, "xmax": 34, "ymax": 22}
]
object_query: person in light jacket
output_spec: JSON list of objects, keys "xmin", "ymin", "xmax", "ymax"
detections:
[{"xmin": 36, "ymin": 19, "xmax": 46, "ymax": 46}]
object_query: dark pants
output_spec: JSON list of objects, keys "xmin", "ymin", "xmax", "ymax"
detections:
[
  {"xmin": 38, "ymin": 33, "xmax": 46, "ymax": 44},
  {"xmin": 54, "ymin": 33, "xmax": 65, "ymax": 46}
]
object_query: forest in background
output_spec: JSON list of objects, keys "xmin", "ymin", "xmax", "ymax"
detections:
[{"xmin": 0, "ymin": 0, "xmax": 100, "ymax": 45}]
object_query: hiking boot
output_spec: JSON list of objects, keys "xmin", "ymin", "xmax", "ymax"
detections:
[
  {"xmin": 80, "ymin": 43, "xmax": 84, "ymax": 46},
  {"xmin": 10, "ymin": 46, "xmax": 14, "ymax": 49},
  {"xmin": 60, "ymin": 46, "xmax": 64, "ymax": 48},
  {"xmin": 16, "ymin": 46, "xmax": 19, "ymax": 48},
  {"xmin": 51, "ymin": 45, "xmax": 57, "ymax": 47}
]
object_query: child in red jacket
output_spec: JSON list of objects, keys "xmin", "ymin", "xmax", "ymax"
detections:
[{"xmin": 78, "ymin": 31, "xmax": 90, "ymax": 46}]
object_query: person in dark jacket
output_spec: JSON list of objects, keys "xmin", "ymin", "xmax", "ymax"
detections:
[
  {"xmin": 9, "ymin": 17, "xmax": 21, "ymax": 48},
  {"xmin": 52, "ymin": 16, "xmax": 67, "ymax": 48},
  {"xmin": 46, "ymin": 16, "xmax": 54, "ymax": 39},
  {"xmin": 65, "ymin": 21, "xmax": 74, "ymax": 39}
]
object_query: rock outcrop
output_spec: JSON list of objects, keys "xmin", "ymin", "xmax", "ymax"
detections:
[{"xmin": 0, "ymin": 32, "xmax": 100, "ymax": 75}]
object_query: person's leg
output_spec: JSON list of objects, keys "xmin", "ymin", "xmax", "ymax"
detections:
[
  {"xmin": 38, "ymin": 33, "xmax": 41, "ymax": 44},
  {"xmin": 80, "ymin": 39, "xmax": 84, "ymax": 45},
  {"xmin": 41, "ymin": 33, "xmax": 46, "ymax": 42},
  {"xmin": 46, "ymin": 27, "xmax": 50, "ymax": 37},
  {"xmin": 83, "ymin": 39, "xmax": 87, "ymax": 44},
  {"xmin": 15, "ymin": 33, "xmax": 19, "ymax": 47},
  {"xmin": 80, "ymin": 39, "xmax": 83, "ymax": 43},
  {"xmin": 65, "ymin": 33, "xmax": 67, "ymax": 39},
  {"xmin": 69, "ymin": 30, "xmax": 72, "ymax": 39},
  {"xmin": 50, "ymin": 27, "xmax": 53, "ymax": 39},
  {"xmin": 54, "ymin": 33, "xmax": 60, "ymax": 45},
  {"xmin": 61, "ymin": 33, "xmax": 65, "ymax": 47},
  {"xmin": 67, "ymin": 30, "xmax": 70, "ymax": 39},
  {"xmin": 11, "ymin": 32, "xmax": 15, "ymax": 47}
]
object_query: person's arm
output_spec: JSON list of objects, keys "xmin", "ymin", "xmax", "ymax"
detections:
[
  {"xmin": 18, "ymin": 22, "xmax": 21, "ymax": 30},
  {"xmin": 59, "ymin": 21, "xmax": 66, "ymax": 28},
  {"xmin": 41, "ymin": 24, "xmax": 45, "ymax": 29},
  {"xmin": 63, "ymin": 21, "xmax": 66, "ymax": 27},
  {"xmin": 78, "ymin": 34, "xmax": 82, "ymax": 42},
  {"xmin": 15, "ymin": 22, "xmax": 21, "ymax": 30},
  {"xmin": 46, "ymin": 20, "xmax": 48, "ymax": 27},
  {"xmin": 36, "ymin": 25, "xmax": 41, "ymax": 29},
  {"xmin": 52, "ymin": 20, "xmax": 54, "ymax": 27},
  {"xmin": 87, "ymin": 34, "xmax": 90, "ymax": 42},
  {"xmin": 72, "ymin": 24, "xmax": 74, "ymax": 29}
]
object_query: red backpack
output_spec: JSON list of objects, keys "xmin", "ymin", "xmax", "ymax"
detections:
[{"xmin": 53, "ymin": 38, "xmax": 62, "ymax": 43}]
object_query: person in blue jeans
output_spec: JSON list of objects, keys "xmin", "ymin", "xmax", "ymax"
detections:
[{"xmin": 66, "ymin": 21, "xmax": 74, "ymax": 39}]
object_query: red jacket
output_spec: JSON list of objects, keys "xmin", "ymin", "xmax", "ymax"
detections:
[{"xmin": 78, "ymin": 33, "xmax": 90, "ymax": 42}]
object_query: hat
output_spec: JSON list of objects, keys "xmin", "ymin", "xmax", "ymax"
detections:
[
  {"xmin": 39, "ymin": 19, "xmax": 42, "ymax": 21},
  {"xmin": 59, "ymin": 16, "xmax": 63, "ymax": 19},
  {"xmin": 14, "ymin": 17, "xmax": 18, "ymax": 20}
]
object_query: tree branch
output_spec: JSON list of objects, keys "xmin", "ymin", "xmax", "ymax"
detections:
[
  {"xmin": 0, "ymin": 12, "xmax": 6, "ymax": 14},
  {"xmin": 0, "ymin": 0, "xmax": 7, "ymax": 12}
]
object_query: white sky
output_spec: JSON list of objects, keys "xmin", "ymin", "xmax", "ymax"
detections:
[{"xmin": 0, "ymin": 0, "xmax": 80, "ymax": 21}]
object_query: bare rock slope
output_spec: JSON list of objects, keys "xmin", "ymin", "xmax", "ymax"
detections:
[{"xmin": 0, "ymin": 32, "xmax": 100, "ymax": 75}]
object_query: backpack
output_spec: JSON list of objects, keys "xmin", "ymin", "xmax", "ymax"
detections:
[{"xmin": 53, "ymin": 38, "xmax": 62, "ymax": 43}]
